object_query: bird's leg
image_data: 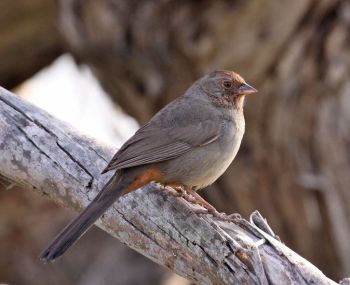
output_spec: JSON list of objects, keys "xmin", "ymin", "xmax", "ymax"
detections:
[
  {"xmin": 161, "ymin": 185, "xmax": 184, "ymax": 197},
  {"xmin": 184, "ymin": 187, "xmax": 218, "ymax": 213},
  {"xmin": 161, "ymin": 183, "xmax": 219, "ymax": 211},
  {"xmin": 185, "ymin": 188, "xmax": 241, "ymax": 222},
  {"xmin": 161, "ymin": 184, "xmax": 197, "ymax": 203},
  {"xmin": 162, "ymin": 184, "xmax": 240, "ymax": 222}
]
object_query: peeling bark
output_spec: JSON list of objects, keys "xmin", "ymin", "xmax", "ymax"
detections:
[{"xmin": 0, "ymin": 88, "xmax": 346, "ymax": 284}]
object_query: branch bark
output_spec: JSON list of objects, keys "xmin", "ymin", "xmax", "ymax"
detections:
[{"xmin": 0, "ymin": 87, "xmax": 345, "ymax": 285}]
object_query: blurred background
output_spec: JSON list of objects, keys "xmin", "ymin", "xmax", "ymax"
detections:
[{"xmin": 0, "ymin": 0, "xmax": 349, "ymax": 284}]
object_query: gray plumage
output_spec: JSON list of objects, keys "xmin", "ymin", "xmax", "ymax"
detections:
[{"xmin": 40, "ymin": 70, "xmax": 256, "ymax": 261}]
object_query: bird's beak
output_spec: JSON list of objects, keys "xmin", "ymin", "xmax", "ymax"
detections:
[{"xmin": 238, "ymin": 82, "xmax": 258, "ymax": 95}]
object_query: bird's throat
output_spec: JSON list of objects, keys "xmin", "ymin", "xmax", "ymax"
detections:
[{"xmin": 233, "ymin": 95, "xmax": 245, "ymax": 111}]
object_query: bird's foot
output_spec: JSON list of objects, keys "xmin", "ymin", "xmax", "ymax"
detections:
[
  {"xmin": 163, "ymin": 185, "xmax": 197, "ymax": 203},
  {"xmin": 182, "ymin": 187, "xmax": 218, "ymax": 211},
  {"xmin": 162, "ymin": 185, "xmax": 240, "ymax": 222},
  {"xmin": 196, "ymin": 209, "xmax": 241, "ymax": 222},
  {"xmin": 162, "ymin": 185, "xmax": 182, "ymax": 197}
]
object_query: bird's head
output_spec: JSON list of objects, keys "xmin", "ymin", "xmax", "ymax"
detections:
[{"xmin": 198, "ymin": 70, "xmax": 257, "ymax": 110}]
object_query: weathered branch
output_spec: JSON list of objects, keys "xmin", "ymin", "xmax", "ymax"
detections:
[{"xmin": 0, "ymin": 87, "xmax": 345, "ymax": 285}]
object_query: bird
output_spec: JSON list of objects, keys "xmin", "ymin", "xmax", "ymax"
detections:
[{"xmin": 40, "ymin": 70, "xmax": 257, "ymax": 261}]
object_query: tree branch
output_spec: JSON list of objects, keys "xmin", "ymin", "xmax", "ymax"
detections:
[{"xmin": 0, "ymin": 87, "xmax": 345, "ymax": 285}]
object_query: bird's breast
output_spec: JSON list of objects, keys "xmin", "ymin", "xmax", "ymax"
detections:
[
  {"xmin": 171, "ymin": 116, "xmax": 245, "ymax": 190},
  {"xmin": 199, "ymin": 117, "xmax": 244, "ymax": 186}
]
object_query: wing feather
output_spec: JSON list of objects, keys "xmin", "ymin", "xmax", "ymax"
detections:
[{"xmin": 102, "ymin": 120, "xmax": 221, "ymax": 173}]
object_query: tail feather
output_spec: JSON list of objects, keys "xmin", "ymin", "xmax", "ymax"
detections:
[{"xmin": 40, "ymin": 172, "xmax": 126, "ymax": 261}]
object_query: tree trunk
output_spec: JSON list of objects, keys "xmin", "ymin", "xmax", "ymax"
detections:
[
  {"xmin": 57, "ymin": 0, "xmax": 350, "ymax": 279},
  {"xmin": 0, "ymin": 0, "xmax": 63, "ymax": 88}
]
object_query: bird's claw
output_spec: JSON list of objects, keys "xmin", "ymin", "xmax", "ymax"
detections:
[
  {"xmin": 162, "ymin": 185, "xmax": 240, "ymax": 223},
  {"xmin": 196, "ymin": 208, "xmax": 241, "ymax": 223},
  {"xmin": 162, "ymin": 185, "xmax": 198, "ymax": 204}
]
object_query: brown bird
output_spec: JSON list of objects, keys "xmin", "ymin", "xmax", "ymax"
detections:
[{"xmin": 40, "ymin": 70, "xmax": 257, "ymax": 261}]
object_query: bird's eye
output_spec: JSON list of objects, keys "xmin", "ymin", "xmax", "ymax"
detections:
[{"xmin": 222, "ymin": 80, "xmax": 233, "ymax": 89}]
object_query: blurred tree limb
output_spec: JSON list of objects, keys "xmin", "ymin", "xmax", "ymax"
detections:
[
  {"xmin": 0, "ymin": 0, "xmax": 63, "ymax": 88},
  {"xmin": 0, "ymin": 88, "xmax": 346, "ymax": 285}
]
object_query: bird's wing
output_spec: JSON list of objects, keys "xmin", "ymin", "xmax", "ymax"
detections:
[{"xmin": 102, "ymin": 120, "xmax": 221, "ymax": 172}]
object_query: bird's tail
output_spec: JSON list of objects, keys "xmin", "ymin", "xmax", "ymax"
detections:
[{"xmin": 40, "ymin": 172, "xmax": 127, "ymax": 261}]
